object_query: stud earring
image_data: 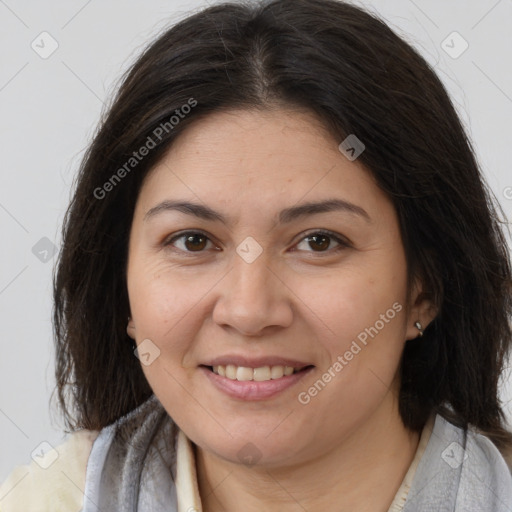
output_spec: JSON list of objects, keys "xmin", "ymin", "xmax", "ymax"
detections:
[{"xmin": 414, "ymin": 321, "xmax": 424, "ymax": 337}]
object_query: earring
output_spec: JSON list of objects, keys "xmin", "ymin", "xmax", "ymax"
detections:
[{"xmin": 414, "ymin": 321, "xmax": 424, "ymax": 337}]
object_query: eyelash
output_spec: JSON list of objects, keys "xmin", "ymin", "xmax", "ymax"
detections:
[{"xmin": 163, "ymin": 229, "xmax": 350, "ymax": 257}]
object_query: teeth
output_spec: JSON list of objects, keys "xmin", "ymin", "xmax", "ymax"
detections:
[
  {"xmin": 236, "ymin": 366, "xmax": 254, "ymax": 381},
  {"xmin": 212, "ymin": 364, "xmax": 301, "ymax": 381},
  {"xmin": 271, "ymin": 365, "xmax": 283, "ymax": 379},
  {"xmin": 226, "ymin": 364, "xmax": 237, "ymax": 379},
  {"xmin": 253, "ymin": 366, "xmax": 271, "ymax": 381}
]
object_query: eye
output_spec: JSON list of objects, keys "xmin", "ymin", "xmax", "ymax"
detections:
[
  {"xmin": 164, "ymin": 231, "xmax": 217, "ymax": 254},
  {"xmin": 294, "ymin": 230, "xmax": 350, "ymax": 254},
  {"xmin": 163, "ymin": 229, "xmax": 350, "ymax": 256}
]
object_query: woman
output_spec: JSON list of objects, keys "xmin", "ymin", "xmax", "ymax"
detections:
[{"xmin": 1, "ymin": 0, "xmax": 511, "ymax": 510}]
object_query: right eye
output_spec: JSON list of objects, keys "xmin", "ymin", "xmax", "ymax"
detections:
[{"xmin": 163, "ymin": 231, "xmax": 218, "ymax": 254}]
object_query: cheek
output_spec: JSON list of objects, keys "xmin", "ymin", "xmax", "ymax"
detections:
[
  {"xmin": 293, "ymin": 261, "xmax": 408, "ymax": 405},
  {"xmin": 127, "ymin": 261, "xmax": 203, "ymax": 419},
  {"xmin": 127, "ymin": 257, "xmax": 228, "ymax": 374},
  {"xmin": 128, "ymin": 257, "xmax": 203, "ymax": 333},
  {"xmin": 296, "ymin": 260, "xmax": 408, "ymax": 349}
]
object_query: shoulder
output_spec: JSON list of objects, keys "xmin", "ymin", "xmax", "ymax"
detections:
[
  {"xmin": 438, "ymin": 415, "xmax": 512, "ymax": 478},
  {"xmin": 436, "ymin": 415, "xmax": 512, "ymax": 508},
  {"xmin": 463, "ymin": 421, "xmax": 512, "ymax": 482},
  {"xmin": 432, "ymin": 414, "xmax": 511, "ymax": 471},
  {"xmin": 466, "ymin": 425, "xmax": 512, "ymax": 472},
  {"xmin": 0, "ymin": 429, "xmax": 100, "ymax": 512}
]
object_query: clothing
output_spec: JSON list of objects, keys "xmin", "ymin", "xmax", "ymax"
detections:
[
  {"xmin": 0, "ymin": 428, "xmax": 98, "ymax": 512},
  {"xmin": 1, "ymin": 393, "xmax": 511, "ymax": 511}
]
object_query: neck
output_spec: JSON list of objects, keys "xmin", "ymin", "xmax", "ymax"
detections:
[{"xmin": 195, "ymin": 398, "xmax": 422, "ymax": 512}]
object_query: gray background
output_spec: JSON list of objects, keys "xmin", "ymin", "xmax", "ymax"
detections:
[{"xmin": 1, "ymin": 0, "xmax": 511, "ymax": 482}]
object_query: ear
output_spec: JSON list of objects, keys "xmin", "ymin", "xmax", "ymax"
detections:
[
  {"xmin": 127, "ymin": 316, "xmax": 136, "ymax": 340},
  {"xmin": 405, "ymin": 278, "xmax": 438, "ymax": 341}
]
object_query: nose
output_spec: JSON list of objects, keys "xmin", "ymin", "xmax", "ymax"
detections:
[{"xmin": 212, "ymin": 249, "xmax": 294, "ymax": 336}]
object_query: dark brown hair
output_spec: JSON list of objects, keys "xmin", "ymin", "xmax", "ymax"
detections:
[{"xmin": 52, "ymin": 0, "xmax": 512, "ymax": 460}]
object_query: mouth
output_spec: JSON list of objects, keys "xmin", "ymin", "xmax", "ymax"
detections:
[
  {"xmin": 203, "ymin": 364, "xmax": 313, "ymax": 382},
  {"xmin": 199, "ymin": 363, "xmax": 315, "ymax": 401}
]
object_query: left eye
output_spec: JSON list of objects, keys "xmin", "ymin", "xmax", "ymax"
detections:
[
  {"xmin": 164, "ymin": 230, "xmax": 349, "ymax": 254},
  {"xmin": 294, "ymin": 230, "xmax": 349, "ymax": 253}
]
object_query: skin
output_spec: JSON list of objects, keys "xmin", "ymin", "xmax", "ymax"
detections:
[{"xmin": 126, "ymin": 107, "xmax": 436, "ymax": 512}]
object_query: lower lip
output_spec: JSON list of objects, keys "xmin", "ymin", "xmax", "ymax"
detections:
[{"xmin": 200, "ymin": 366, "xmax": 314, "ymax": 401}]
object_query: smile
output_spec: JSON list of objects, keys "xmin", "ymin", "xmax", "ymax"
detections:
[
  {"xmin": 210, "ymin": 364, "xmax": 308, "ymax": 381},
  {"xmin": 200, "ymin": 364, "xmax": 314, "ymax": 400}
]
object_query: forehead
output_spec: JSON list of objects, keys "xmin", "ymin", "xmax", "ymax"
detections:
[{"xmin": 134, "ymin": 108, "xmax": 387, "ymax": 222}]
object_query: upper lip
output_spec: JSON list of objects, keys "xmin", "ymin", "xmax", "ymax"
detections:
[{"xmin": 202, "ymin": 355, "xmax": 314, "ymax": 369}]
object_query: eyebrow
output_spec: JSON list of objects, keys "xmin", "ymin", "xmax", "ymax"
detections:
[{"xmin": 144, "ymin": 198, "xmax": 371, "ymax": 224}]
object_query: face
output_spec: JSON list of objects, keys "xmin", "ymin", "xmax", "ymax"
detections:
[{"xmin": 126, "ymin": 107, "xmax": 430, "ymax": 467}]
